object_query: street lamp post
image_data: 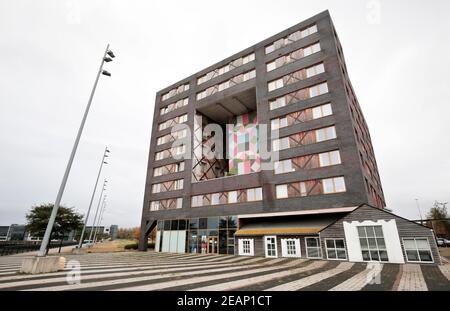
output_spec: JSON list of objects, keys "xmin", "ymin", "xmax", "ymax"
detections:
[
  {"xmin": 37, "ymin": 44, "xmax": 115, "ymax": 257},
  {"xmin": 93, "ymin": 199, "xmax": 107, "ymax": 244},
  {"xmin": 77, "ymin": 147, "xmax": 110, "ymax": 249},
  {"xmin": 88, "ymin": 184, "xmax": 107, "ymax": 245}
]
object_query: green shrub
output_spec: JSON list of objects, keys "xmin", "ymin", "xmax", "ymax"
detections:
[{"xmin": 124, "ymin": 243, "xmax": 138, "ymax": 250}]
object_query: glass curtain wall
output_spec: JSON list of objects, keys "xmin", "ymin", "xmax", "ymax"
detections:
[{"xmin": 156, "ymin": 216, "xmax": 237, "ymax": 255}]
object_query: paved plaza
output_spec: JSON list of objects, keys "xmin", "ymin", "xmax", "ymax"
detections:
[{"xmin": 0, "ymin": 252, "xmax": 449, "ymax": 291}]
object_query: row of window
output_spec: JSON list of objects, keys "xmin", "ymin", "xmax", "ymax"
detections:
[
  {"xmin": 158, "ymin": 114, "xmax": 188, "ymax": 131},
  {"xmin": 191, "ymin": 187, "xmax": 262, "ymax": 207},
  {"xmin": 197, "ymin": 53, "xmax": 255, "ymax": 85},
  {"xmin": 153, "ymin": 162, "xmax": 185, "ymax": 177},
  {"xmin": 272, "ymin": 125, "xmax": 337, "ymax": 151},
  {"xmin": 270, "ymin": 103, "xmax": 332, "ymax": 130},
  {"xmin": 267, "ymin": 42, "xmax": 321, "ymax": 72},
  {"xmin": 240, "ymin": 233, "xmax": 434, "ymax": 263},
  {"xmin": 268, "ymin": 63, "xmax": 325, "ymax": 92},
  {"xmin": 275, "ymin": 176, "xmax": 346, "ymax": 199},
  {"xmin": 155, "ymin": 145, "xmax": 185, "ymax": 161},
  {"xmin": 150, "ymin": 197, "xmax": 183, "ymax": 211},
  {"xmin": 156, "ymin": 128, "xmax": 188, "ymax": 146},
  {"xmin": 161, "ymin": 83, "xmax": 190, "ymax": 101},
  {"xmin": 269, "ymin": 82, "xmax": 329, "ymax": 110},
  {"xmin": 196, "ymin": 70, "xmax": 256, "ymax": 100},
  {"xmin": 151, "ymin": 179, "xmax": 184, "ymax": 193},
  {"xmin": 160, "ymin": 97, "xmax": 188, "ymax": 116},
  {"xmin": 274, "ymin": 150, "xmax": 341, "ymax": 174},
  {"xmin": 265, "ymin": 24, "xmax": 318, "ymax": 54}
]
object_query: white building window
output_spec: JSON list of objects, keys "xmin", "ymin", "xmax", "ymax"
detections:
[
  {"xmin": 228, "ymin": 191, "xmax": 237, "ymax": 203},
  {"xmin": 191, "ymin": 195, "xmax": 203, "ymax": 207},
  {"xmin": 315, "ymin": 126, "xmax": 337, "ymax": 142},
  {"xmin": 211, "ymin": 193, "xmax": 220, "ymax": 205},
  {"xmin": 239, "ymin": 238, "xmax": 254, "ymax": 256},
  {"xmin": 269, "ymin": 97, "xmax": 286, "ymax": 110},
  {"xmin": 403, "ymin": 238, "xmax": 433, "ymax": 263},
  {"xmin": 306, "ymin": 63, "xmax": 325, "ymax": 78},
  {"xmin": 281, "ymin": 238, "xmax": 301, "ymax": 258},
  {"xmin": 322, "ymin": 177, "xmax": 346, "ymax": 194},
  {"xmin": 357, "ymin": 225, "xmax": 389, "ymax": 262},
  {"xmin": 319, "ymin": 150, "xmax": 341, "ymax": 167},
  {"xmin": 276, "ymin": 184, "xmax": 288, "ymax": 199},
  {"xmin": 325, "ymin": 239, "xmax": 347, "ymax": 260},
  {"xmin": 312, "ymin": 103, "xmax": 332, "ymax": 119},
  {"xmin": 274, "ymin": 159, "xmax": 293, "ymax": 174},
  {"xmin": 246, "ymin": 188, "xmax": 259, "ymax": 202},
  {"xmin": 268, "ymin": 78, "xmax": 284, "ymax": 92},
  {"xmin": 303, "ymin": 42, "xmax": 321, "ymax": 57},
  {"xmin": 272, "ymin": 137, "xmax": 290, "ymax": 151},
  {"xmin": 309, "ymin": 82, "xmax": 329, "ymax": 97},
  {"xmin": 305, "ymin": 237, "xmax": 322, "ymax": 258},
  {"xmin": 176, "ymin": 198, "xmax": 183, "ymax": 209}
]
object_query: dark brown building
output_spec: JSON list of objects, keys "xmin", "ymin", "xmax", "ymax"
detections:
[{"xmin": 139, "ymin": 10, "xmax": 440, "ymax": 264}]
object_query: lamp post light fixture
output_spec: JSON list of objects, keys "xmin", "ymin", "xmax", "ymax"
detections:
[
  {"xmin": 36, "ymin": 44, "xmax": 115, "ymax": 257},
  {"xmin": 77, "ymin": 147, "xmax": 110, "ymax": 249}
]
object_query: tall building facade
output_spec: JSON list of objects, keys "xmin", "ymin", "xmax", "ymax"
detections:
[{"xmin": 139, "ymin": 11, "xmax": 440, "ymax": 264}]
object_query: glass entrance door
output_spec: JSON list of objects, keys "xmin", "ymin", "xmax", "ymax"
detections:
[
  {"xmin": 207, "ymin": 236, "xmax": 219, "ymax": 254},
  {"xmin": 265, "ymin": 236, "xmax": 278, "ymax": 258}
]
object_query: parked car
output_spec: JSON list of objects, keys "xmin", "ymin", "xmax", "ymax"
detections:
[{"xmin": 437, "ymin": 238, "xmax": 450, "ymax": 247}]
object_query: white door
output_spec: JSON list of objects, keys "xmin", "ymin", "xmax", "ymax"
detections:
[{"xmin": 264, "ymin": 236, "xmax": 278, "ymax": 258}]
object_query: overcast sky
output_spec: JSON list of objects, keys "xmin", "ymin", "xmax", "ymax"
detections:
[{"xmin": 0, "ymin": 0, "xmax": 449, "ymax": 228}]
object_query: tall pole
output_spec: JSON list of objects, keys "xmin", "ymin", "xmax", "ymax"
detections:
[
  {"xmin": 77, "ymin": 147, "xmax": 110, "ymax": 248},
  {"xmin": 415, "ymin": 199, "xmax": 423, "ymax": 225},
  {"xmin": 37, "ymin": 44, "xmax": 111, "ymax": 257},
  {"xmin": 88, "ymin": 184, "xmax": 107, "ymax": 244},
  {"xmin": 93, "ymin": 199, "xmax": 107, "ymax": 244}
]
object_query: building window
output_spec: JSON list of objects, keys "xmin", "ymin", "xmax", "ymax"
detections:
[
  {"xmin": 357, "ymin": 226, "xmax": 389, "ymax": 262},
  {"xmin": 305, "ymin": 237, "xmax": 321, "ymax": 258},
  {"xmin": 315, "ymin": 126, "xmax": 337, "ymax": 142},
  {"xmin": 197, "ymin": 70, "xmax": 256, "ymax": 100},
  {"xmin": 325, "ymin": 239, "xmax": 347, "ymax": 260},
  {"xmin": 265, "ymin": 24, "xmax": 318, "ymax": 54},
  {"xmin": 247, "ymin": 188, "xmax": 262, "ymax": 201},
  {"xmin": 264, "ymin": 236, "xmax": 277, "ymax": 257},
  {"xmin": 150, "ymin": 197, "xmax": 182, "ymax": 211},
  {"xmin": 158, "ymin": 114, "xmax": 188, "ymax": 131},
  {"xmin": 160, "ymin": 97, "xmax": 188, "ymax": 116},
  {"xmin": 269, "ymin": 97, "xmax": 286, "ymax": 110},
  {"xmin": 312, "ymin": 103, "xmax": 332, "ymax": 119},
  {"xmin": 309, "ymin": 82, "xmax": 329, "ymax": 97},
  {"xmin": 239, "ymin": 238, "xmax": 254, "ymax": 256},
  {"xmin": 281, "ymin": 238, "xmax": 301, "ymax": 257},
  {"xmin": 191, "ymin": 188, "xmax": 262, "ymax": 207},
  {"xmin": 269, "ymin": 82, "xmax": 329, "ymax": 111},
  {"xmin": 276, "ymin": 184, "xmax": 288, "ymax": 199},
  {"xmin": 161, "ymin": 83, "xmax": 190, "ymax": 101},
  {"xmin": 322, "ymin": 177, "xmax": 346, "ymax": 194},
  {"xmin": 266, "ymin": 42, "xmax": 321, "ymax": 72},
  {"xmin": 403, "ymin": 238, "xmax": 433, "ymax": 263},
  {"xmin": 197, "ymin": 53, "xmax": 255, "ymax": 85},
  {"xmin": 228, "ymin": 191, "xmax": 237, "ymax": 204},
  {"xmin": 153, "ymin": 162, "xmax": 185, "ymax": 177},
  {"xmin": 152, "ymin": 179, "xmax": 184, "ymax": 193},
  {"xmin": 306, "ymin": 63, "xmax": 325, "ymax": 78},
  {"xmin": 273, "ymin": 159, "xmax": 294, "ymax": 174},
  {"xmin": 267, "ymin": 63, "xmax": 325, "ymax": 92},
  {"xmin": 272, "ymin": 137, "xmax": 290, "ymax": 151},
  {"xmin": 319, "ymin": 150, "xmax": 341, "ymax": 167},
  {"xmin": 268, "ymin": 78, "xmax": 284, "ymax": 92}
]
